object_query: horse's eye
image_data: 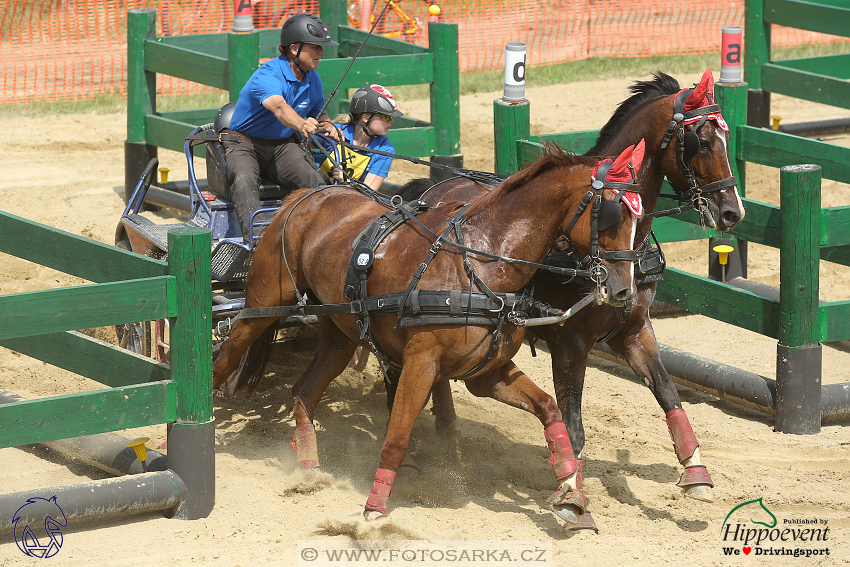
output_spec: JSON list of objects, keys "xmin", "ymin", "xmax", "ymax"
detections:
[{"xmin": 699, "ymin": 140, "xmax": 711, "ymax": 152}]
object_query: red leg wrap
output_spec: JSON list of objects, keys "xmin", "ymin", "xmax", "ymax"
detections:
[
  {"xmin": 664, "ymin": 408, "xmax": 700, "ymax": 463},
  {"xmin": 544, "ymin": 422, "xmax": 577, "ymax": 481},
  {"xmin": 365, "ymin": 468, "xmax": 396, "ymax": 515},
  {"xmin": 678, "ymin": 465, "xmax": 714, "ymax": 489},
  {"xmin": 291, "ymin": 423, "xmax": 319, "ymax": 470}
]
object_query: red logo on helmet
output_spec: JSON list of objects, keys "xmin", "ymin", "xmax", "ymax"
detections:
[{"xmin": 369, "ymin": 84, "xmax": 396, "ymax": 107}]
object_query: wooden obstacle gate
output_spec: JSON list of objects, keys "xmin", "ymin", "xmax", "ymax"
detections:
[
  {"xmin": 744, "ymin": 0, "xmax": 850, "ymax": 131},
  {"xmin": 0, "ymin": 215, "xmax": 214, "ymax": 531}
]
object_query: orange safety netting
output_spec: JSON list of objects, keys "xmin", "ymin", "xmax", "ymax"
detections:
[{"xmin": 1, "ymin": 0, "xmax": 847, "ymax": 105}]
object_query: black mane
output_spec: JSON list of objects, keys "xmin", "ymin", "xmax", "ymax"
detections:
[{"xmin": 585, "ymin": 71, "xmax": 680, "ymax": 156}]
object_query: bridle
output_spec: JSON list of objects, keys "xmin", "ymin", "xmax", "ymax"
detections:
[
  {"xmin": 560, "ymin": 160, "xmax": 639, "ymax": 288},
  {"xmin": 654, "ymin": 89, "xmax": 738, "ymax": 224}
]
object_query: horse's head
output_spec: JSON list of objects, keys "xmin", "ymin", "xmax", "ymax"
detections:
[
  {"xmin": 566, "ymin": 141, "xmax": 646, "ymax": 306},
  {"xmin": 659, "ymin": 68, "xmax": 745, "ymax": 231}
]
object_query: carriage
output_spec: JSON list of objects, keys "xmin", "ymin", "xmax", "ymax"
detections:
[{"xmin": 114, "ymin": 121, "xmax": 311, "ymax": 359}]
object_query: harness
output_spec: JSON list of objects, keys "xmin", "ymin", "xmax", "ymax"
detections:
[{"xmin": 652, "ymin": 88, "xmax": 738, "ymax": 223}]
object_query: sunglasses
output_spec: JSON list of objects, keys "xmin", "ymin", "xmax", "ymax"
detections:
[{"xmin": 374, "ymin": 114, "xmax": 393, "ymax": 123}]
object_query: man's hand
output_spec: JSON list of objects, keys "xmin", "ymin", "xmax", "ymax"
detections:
[
  {"xmin": 329, "ymin": 166, "xmax": 344, "ymax": 183},
  {"xmin": 299, "ymin": 117, "xmax": 320, "ymax": 138},
  {"xmin": 318, "ymin": 120, "xmax": 340, "ymax": 141}
]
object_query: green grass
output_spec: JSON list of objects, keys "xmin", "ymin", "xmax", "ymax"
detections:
[{"xmin": 3, "ymin": 41, "xmax": 847, "ymax": 116}]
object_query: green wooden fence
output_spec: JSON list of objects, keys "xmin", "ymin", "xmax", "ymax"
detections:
[
  {"xmin": 744, "ymin": 0, "xmax": 850, "ymax": 125},
  {"xmin": 0, "ymin": 213, "xmax": 214, "ymax": 519},
  {"xmin": 125, "ymin": 0, "xmax": 461, "ymax": 199}
]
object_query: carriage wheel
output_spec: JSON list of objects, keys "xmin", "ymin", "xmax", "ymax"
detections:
[{"xmin": 114, "ymin": 240, "xmax": 153, "ymax": 357}]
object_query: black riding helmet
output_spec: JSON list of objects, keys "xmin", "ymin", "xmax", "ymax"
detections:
[
  {"xmin": 279, "ymin": 13, "xmax": 339, "ymax": 49},
  {"xmin": 350, "ymin": 85, "xmax": 404, "ymax": 118}
]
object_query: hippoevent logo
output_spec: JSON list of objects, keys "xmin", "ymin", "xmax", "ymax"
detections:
[
  {"xmin": 13, "ymin": 496, "xmax": 67, "ymax": 558},
  {"xmin": 720, "ymin": 498, "xmax": 830, "ymax": 559}
]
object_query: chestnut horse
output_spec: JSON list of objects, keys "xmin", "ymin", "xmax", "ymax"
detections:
[
  {"xmin": 391, "ymin": 69, "xmax": 746, "ymax": 529},
  {"xmin": 213, "ymin": 143, "xmax": 646, "ymax": 523}
]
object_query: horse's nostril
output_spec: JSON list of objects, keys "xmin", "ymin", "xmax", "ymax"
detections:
[{"xmin": 722, "ymin": 210, "xmax": 740, "ymax": 226}]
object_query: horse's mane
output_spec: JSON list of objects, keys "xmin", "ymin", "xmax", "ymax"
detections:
[
  {"xmin": 392, "ymin": 177, "xmax": 436, "ymax": 202},
  {"xmin": 585, "ymin": 71, "xmax": 680, "ymax": 156},
  {"xmin": 464, "ymin": 145, "xmax": 597, "ymax": 218}
]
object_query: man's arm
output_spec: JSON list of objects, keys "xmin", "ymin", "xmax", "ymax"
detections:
[{"xmin": 262, "ymin": 95, "xmax": 321, "ymax": 138}]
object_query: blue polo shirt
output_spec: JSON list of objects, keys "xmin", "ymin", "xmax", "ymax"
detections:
[{"xmin": 229, "ymin": 56, "xmax": 325, "ymax": 140}]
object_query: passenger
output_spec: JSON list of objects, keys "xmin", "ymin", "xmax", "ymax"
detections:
[
  {"xmin": 223, "ymin": 12, "xmax": 338, "ymax": 240},
  {"xmin": 317, "ymin": 84, "xmax": 404, "ymax": 191}
]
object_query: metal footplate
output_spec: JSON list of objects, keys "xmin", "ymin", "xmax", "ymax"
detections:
[{"xmin": 211, "ymin": 240, "xmax": 251, "ymax": 282}]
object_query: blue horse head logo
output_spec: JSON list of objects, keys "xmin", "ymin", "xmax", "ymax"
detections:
[{"xmin": 13, "ymin": 496, "xmax": 68, "ymax": 558}]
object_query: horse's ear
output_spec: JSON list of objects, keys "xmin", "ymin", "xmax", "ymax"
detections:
[
  {"xmin": 630, "ymin": 139, "xmax": 646, "ymax": 173},
  {"xmin": 608, "ymin": 143, "xmax": 635, "ymax": 179},
  {"xmin": 684, "ymin": 68, "xmax": 714, "ymax": 111}
]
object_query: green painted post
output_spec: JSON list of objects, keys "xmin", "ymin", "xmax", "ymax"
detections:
[
  {"xmin": 166, "ymin": 227, "xmax": 215, "ymax": 518},
  {"xmin": 744, "ymin": 0, "xmax": 771, "ymax": 126},
  {"xmin": 714, "ymin": 81, "xmax": 749, "ymax": 195},
  {"xmin": 493, "ymin": 99, "xmax": 530, "ymax": 176},
  {"xmin": 776, "ymin": 164, "xmax": 822, "ymax": 434},
  {"xmin": 125, "ymin": 9, "xmax": 158, "ymax": 205},
  {"xmin": 227, "ymin": 30, "xmax": 259, "ymax": 102},
  {"xmin": 319, "ymin": 0, "xmax": 345, "ymax": 118},
  {"xmin": 429, "ymin": 22, "xmax": 461, "ymax": 179}
]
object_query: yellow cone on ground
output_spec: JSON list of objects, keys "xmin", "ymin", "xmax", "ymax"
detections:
[
  {"xmin": 713, "ymin": 244, "xmax": 734, "ymax": 265},
  {"xmin": 158, "ymin": 167, "xmax": 172, "ymax": 184},
  {"xmin": 126, "ymin": 437, "xmax": 150, "ymax": 463}
]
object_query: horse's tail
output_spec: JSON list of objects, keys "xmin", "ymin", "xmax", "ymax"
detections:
[
  {"xmin": 222, "ymin": 320, "xmax": 279, "ymax": 396},
  {"xmin": 393, "ymin": 177, "xmax": 436, "ymax": 202}
]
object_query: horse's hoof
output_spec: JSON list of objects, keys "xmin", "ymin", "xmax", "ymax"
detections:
[
  {"xmin": 304, "ymin": 467, "xmax": 334, "ymax": 486},
  {"xmin": 565, "ymin": 510, "xmax": 599, "ymax": 533},
  {"xmin": 552, "ymin": 503, "xmax": 580, "ymax": 525},
  {"xmin": 683, "ymin": 483, "xmax": 714, "ymax": 502},
  {"xmin": 363, "ymin": 509, "xmax": 389, "ymax": 522},
  {"xmin": 399, "ymin": 454, "xmax": 421, "ymax": 474}
]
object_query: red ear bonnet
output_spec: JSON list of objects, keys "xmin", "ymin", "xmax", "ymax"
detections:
[
  {"xmin": 607, "ymin": 143, "xmax": 635, "ymax": 182},
  {"xmin": 684, "ymin": 68, "xmax": 714, "ymax": 112}
]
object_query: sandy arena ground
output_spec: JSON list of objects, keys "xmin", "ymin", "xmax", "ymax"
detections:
[{"xmin": 1, "ymin": 71, "xmax": 850, "ymax": 566}]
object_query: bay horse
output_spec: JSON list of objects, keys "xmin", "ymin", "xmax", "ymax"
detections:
[
  {"xmin": 391, "ymin": 69, "xmax": 746, "ymax": 529},
  {"xmin": 212, "ymin": 142, "xmax": 647, "ymax": 523}
]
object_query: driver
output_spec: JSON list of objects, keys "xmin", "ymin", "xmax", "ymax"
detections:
[
  {"xmin": 317, "ymin": 84, "xmax": 404, "ymax": 191},
  {"xmin": 223, "ymin": 12, "xmax": 338, "ymax": 240}
]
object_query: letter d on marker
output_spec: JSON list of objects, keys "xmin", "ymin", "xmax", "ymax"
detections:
[{"xmin": 503, "ymin": 42, "xmax": 526, "ymax": 102}]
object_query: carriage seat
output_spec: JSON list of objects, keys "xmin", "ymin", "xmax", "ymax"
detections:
[{"xmin": 205, "ymin": 102, "xmax": 289, "ymax": 201}]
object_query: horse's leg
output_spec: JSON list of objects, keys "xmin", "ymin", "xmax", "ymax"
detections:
[
  {"xmin": 289, "ymin": 317, "xmax": 358, "ymax": 475},
  {"xmin": 606, "ymin": 312, "xmax": 715, "ymax": 502},
  {"xmin": 384, "ymin": 367, "xmax": 457, "ymax": 437},
  {"xmin": 537, "ymin": 325, "xmax": 599, "ymax": 531},
  {"xmin": 364, "ymin": 357, "xmax": 437, "ymax": 521},
  {"xmin": 465, "ymin": 361, "xmax": 584, "ymax": 526}
]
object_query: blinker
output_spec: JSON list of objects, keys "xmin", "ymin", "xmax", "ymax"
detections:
[
  {"xmin": 683, "ymin": 131, "xmax": 700, "ymax": 162},
  {"xmin": 597, "ymin": 199, "xmax": 622, "ymax": 231}
]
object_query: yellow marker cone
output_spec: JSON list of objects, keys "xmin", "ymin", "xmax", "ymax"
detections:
[
  {"xmin": 126, "ymin": 437, "xmax": 150, "ymax": 472},
  {"xmin": 713, "ymin": 244, "xmax": 735, "ymax": 283},
  {"xmin": 158, "ymin": 167, "xmax": 172, "ymax": 184},
  {"xmin": 769, "ymin": 116, "xmax": 782, "ymax": 131}
]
